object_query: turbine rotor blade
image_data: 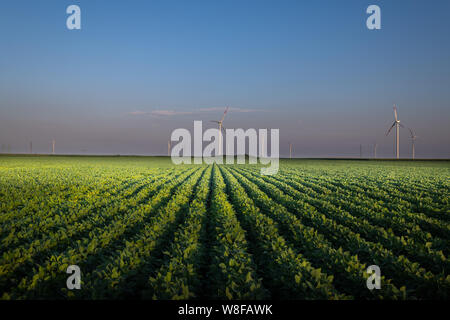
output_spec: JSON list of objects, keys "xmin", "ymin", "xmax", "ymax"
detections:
[
  {"xmin": 220, "ymin": 106, "xmax": 229, "ymax": 122},
  {"xmin": 386, "ymin": 122, "xmax": 396, "ymax": 136},
  {"xmin": 393, "ymin": 105, "xmax": 398, "ymax": 121}
]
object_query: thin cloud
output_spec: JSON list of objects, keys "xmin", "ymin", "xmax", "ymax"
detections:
[
  {"xmin": 128, "ymin": 110, "xmax": 194, "ymax": 116},
  {"xmin": 128, "ymin": 107, "xmax": 265, "ymax": 117},
  {"xmin": 197, "ymin": 107, "xmax": 264, "ymax": 113},
  {"xmin": 128, "ymin": 111, "xmax": 149, "ymax": 116}
]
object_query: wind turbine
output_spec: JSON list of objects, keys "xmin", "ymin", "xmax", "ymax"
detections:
[
  {"xmin": 52, "ymin": 139, "xmax": 55, "ymax": 155},
  {"xmin": 289, "ymin": 143, "xmax": 292, "ymax": 159},
  {"xmin": 386, "ymin": 105, "xmax": 405, "ymax": 159},
  {"xmin": 210, "ymin": 107, "xmax": 229, "ymax": 156},
  {"xmin": 374, "ymin": 143, "xmax": 378, "ymax": 159},
  {"xmin": 407, "ymin": 128, "xmax": 418, "ymax": 160}
]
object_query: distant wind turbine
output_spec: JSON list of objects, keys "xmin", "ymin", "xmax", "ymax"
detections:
[
  {"xmin": 374, "ymin": 143, "xmax": 378, "ymax": 159},
  {"xmin": 210, "ymin": 107, "xmax": 229, "ymax": 156},
  {"xmin": 407, "ymin": 128, "xmax": 418, "ymax": 160},
  {"xmin": 289, "ymin": 143, "xmax": 293, "ymax": 159},
  {"xmin": 52, "ymin": 139, "xmax": 55, "ymax": 155},
  {"xmin": 386, "ymin": 105, "xmax": 406, "ymax": 159}
]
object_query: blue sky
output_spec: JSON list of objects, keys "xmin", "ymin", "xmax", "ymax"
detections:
[{"xmin": 0, "ymin": 0, "xmax": 449, "ymax": 157}]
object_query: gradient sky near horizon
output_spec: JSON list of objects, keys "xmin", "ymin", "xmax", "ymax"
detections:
[{"xmin": 0, "ymin": 0, "xmax": 449, "ymax": 158}]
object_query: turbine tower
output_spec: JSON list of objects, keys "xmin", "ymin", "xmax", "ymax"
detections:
[
  {"xmin": 168, "ymin": 140, "xmax": 171, "ymax": 157},
  {"xmin": 210, "ymin": 107, "xmax": 229, "ymax": 156},
  {"xmin": 289, "ymin": 143, "xmax": 292, "ymax": 159},
  {"xmin": 52, "ymin": 139, "xmax": 55, "ymax": 155},
  {"xmin": 386, "ymin": 105, "xmax": 405, "ymax": 159},
  {"xmin": 407, "ymin": 128, "xmax": 417, "ymax": 160},
  {"xmin": 374, "ymin": 143, "xmax": 378, "ymax": 159},
  {"xmin": 30, "ymin": 141, "xmax": 32, "ymax": 154}
]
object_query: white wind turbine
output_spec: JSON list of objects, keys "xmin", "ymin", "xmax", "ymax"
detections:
[
  {"xmin": 210, "ymin": 107, "xmax": 229, "ymax": 156},
  {"xmin": 386, "ymin": 105, "xmax": 405, "ymax": 159},
  {"xmin": 407, "ymin": 127, "xmax": 418, "ymax": 160}
]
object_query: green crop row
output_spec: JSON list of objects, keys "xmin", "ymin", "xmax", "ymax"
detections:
[
  {"xmin": 1, "ymin": 168, "xmax": 199, "ymax": 299},
  {"xmin": 205, "ymin": 165, "xmax": 267, "ymax": 299},
  {"xmin": 220, "ymin": 166, "xmax": 346, "ymax": 300},
  {"xmin": 236, "ymin": 167, "xmax": 450, "ymax": 299},
  {"xmin": 228, "ymin": 167, "xmax": 405, "ymax": 299},
  {"xmin": 246, "ymin": 167, "xmax": 449, "ymax": 272},
  {"xmin": 147, "ymin": 166, "xmax": 213, "ymax": 299}
]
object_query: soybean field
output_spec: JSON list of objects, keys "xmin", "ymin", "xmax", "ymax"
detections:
[{"xmin": 0, "ymin": 156, "xmax": 449, "ymax": 299}]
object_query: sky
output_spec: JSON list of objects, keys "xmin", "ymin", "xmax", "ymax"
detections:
[{"xmin": 0, "ymin": 0, "xmax": 449, "ymax": 158}]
